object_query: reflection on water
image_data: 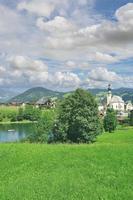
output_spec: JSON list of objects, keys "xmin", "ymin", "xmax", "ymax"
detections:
[{"xmin": 0, "ymin": 123, "xmax": 35, "ymax": 142}]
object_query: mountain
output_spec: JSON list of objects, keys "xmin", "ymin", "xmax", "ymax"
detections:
[
  {"xmin": 8, "ymin": 87, "xmax": 65, "ymax": 103},
  {"xmin": 7, "ymin": 87, "xmax": 133, "ymax": 104}
]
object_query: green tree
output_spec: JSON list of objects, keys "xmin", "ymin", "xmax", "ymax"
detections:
[
  {"xmin": 28, "ymin": 110, "xmax": 56, "ymax": 143},
  {"xmin": 53, "ymin": 88, "xmax": 102, "ymax": 143},
  {"xmin": 10, "ymin": 112, "xmax": 17, "ymax": 122},
  {"xmin": 0, "ymin": 113, "xmax": 3, "ymax": 122},
  {"xmin": 23, "ymin": 105, "xmax": 41, "ymax": 121},
  {"xmin": 129, "ymin": 110, "xmax": 133, "ymax": 126},
  {"xmin": 17, "ymin": 107, "xmax": 24, "ymax": 121},
  {"xmin": 104, "ymin": 108, "xmax": 117, "ymax": 132}
]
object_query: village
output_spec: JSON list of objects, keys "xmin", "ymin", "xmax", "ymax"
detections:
[
  {"xmin": 98, "ymin": 85, "xmax": 133, "ymax": 120},
  {"xmin": 0, "ymin": 85, "xmax": 133, "ymax": 123}
]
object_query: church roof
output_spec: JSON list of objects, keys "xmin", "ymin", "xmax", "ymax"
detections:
[
  {"xmin": 101, "ymin": 95, "xmax": 124, "ymax": 106},
  {"xmin": 110, "ymin": 95, "xmax": 124, "ymax": 104}
]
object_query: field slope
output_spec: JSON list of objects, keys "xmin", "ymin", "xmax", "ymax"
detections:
[{"xmin": 0, "ymin": 128, "xmax": 133, "ymax": 200}]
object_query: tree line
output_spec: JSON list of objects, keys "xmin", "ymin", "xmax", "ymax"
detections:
[
  {"xmin": 28, "ymin": 88, "xmax": 133, "ymax": 144},
  {"xmin": 0, "ymin": 105, "xmax": 41, "ymax": 122}
]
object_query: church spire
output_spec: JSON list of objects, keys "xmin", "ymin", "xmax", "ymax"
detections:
[
  {"xmin": 108, "ymin": 84, "xmax": 111, "ymax": 92},
  {"xmin": 107, "ymin": 84, "xmax": 112, "ymax": 106}
]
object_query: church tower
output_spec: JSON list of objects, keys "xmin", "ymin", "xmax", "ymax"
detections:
[{"xmin": 107, "ymin": 84, "xmax": 112, "ymax": 106}]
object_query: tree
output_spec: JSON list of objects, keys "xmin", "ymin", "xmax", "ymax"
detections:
[
  {"xmin": 53, "ymin": 88, "xmax": 102, "ymax": 143},
  {"xmin": 129, "ymin": 110, "xmax": 133, "ymax": 126},
  {"xmin": 23, "ymin": 105, "xmax": 41, "ymax": 121},
  {"xmin": 28, "ymin": 110, "xmax": 56, "ymax": 143},
  {"xmin": 104, "ymin": 108, "xmax": 117, "ymax": 132},
  {"xmin": 17, "ymin": 107, "xmax": 24, "ymax": 121}
]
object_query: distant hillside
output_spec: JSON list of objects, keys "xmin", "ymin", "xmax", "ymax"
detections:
[
  {"xmin": 7, "ymin": 87, "xmax": 133, "ymax": 104},
  {"xmin": 88, "ymin": 87, "xmax": 133, "ymax": 103},
  {"xmin": 8, "ymin": 87, "xmax": 64, "ymax": 103}
]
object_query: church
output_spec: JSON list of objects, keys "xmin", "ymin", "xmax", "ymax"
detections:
[{"xmin": 99, "ymin": 84, "xmax": 133, "ymax": 114}]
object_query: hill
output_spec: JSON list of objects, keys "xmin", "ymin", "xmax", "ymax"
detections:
[
  {"xmin": 8, "ymin": 87, "xmax": 64, "ymax": 103},
  {"xmin": 7, "ymin": 87, "xmax": 133, "ymax": 103},
  {"xmin": 0, "ymin": 127, "xmax": 133, "ymax": 199}
]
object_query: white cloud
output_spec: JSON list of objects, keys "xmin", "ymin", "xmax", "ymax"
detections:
[
  {"xmin": 9, "ymin": 56, "xmax": 48, "ymax": 72},
  {"xmin": 90, "ymin": 52, "xmax": 118, "ymax": 63},
  {"xmin": 89, "ymin": 67, "xmax": 121, "ymax": 82},
  {"xmin": 7, "ymin": 56, "xmax": 48, "ymax": 86},
  {"xmin": 41, "ymin": 3, "xmax": 133, "ymax": 61},
  {"xmin": 83, "ymin": 67, "xmax": 133, "ymax": 89},
  {"xmin": 0, "ymin": 2, "xmax": 133, "ymax": 90},
  {"xmin": 0, "ymin": 4, "xmax": 28, "ymax": 36},
  {"xmin": 48, "ymin": 71, "xmax": 81, "ymax": 88},
  {"xmin": 17, "ymin": 0, "xmax": 55, "ymax": 17},
  {"xmin": 36, "ymin": 16, "xmax": 76, "ymax": 34},
  {"xmin": 1, "ymin": 55, "xmax": 81, "ymax": 90},
  {"xmin": 65, "ymin": 61, "xmax": 76, "ymax": 68},
  {"xmin": 0, "ymin": 66, "xmax": 6, "ymax": 76},
  {"xmin": 115, "ymin": 3, "xmax": 133, "ymax": 26}
]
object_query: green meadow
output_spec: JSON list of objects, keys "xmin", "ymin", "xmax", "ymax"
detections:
[{"xmin": 0, "ymin": 127, "xmax": 133, "ymax": 200}]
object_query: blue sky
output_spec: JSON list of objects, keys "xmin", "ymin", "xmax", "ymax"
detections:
[{"xmin": 0, "ymin": 0, "xmax": 133, "ymax": 91}]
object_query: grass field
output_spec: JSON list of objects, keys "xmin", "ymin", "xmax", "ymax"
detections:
[{"xmin": 0, "ymin": 128, "xmax": 133, "ymax": 200}]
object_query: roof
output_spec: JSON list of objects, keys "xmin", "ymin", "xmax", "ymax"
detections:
[
  {"xmin": 36, "ymin": 96, "xmax": 57, "ymax": 105},
  {"xmin": 110, "ymin": 95, "xmax": 124, "ymax": 104},
  {"xmin": 36, "ymin": 97, "xmax": 50, "ymax": 105}
]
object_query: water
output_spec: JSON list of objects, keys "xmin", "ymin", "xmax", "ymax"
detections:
[{"xmin": 0, "ymin": 123, "xmax": 35, "ymax": 142}]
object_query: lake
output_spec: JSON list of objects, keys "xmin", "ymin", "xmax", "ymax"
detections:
[{"xmin": 0, "ymin": 123, "xmax": 35, "ymax": 142}]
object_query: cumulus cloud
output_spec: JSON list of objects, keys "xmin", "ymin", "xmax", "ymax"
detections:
[
  {"xmin": 48, "ymin": 71, "xmax": 81, "ymax": 89},
  {"xmin": 17, "ymin": 0, "xmax": 55, "ymax": 17},
  {"xmin": 17, "ymin": 0, "xmax": 94, "ymax": 18},
  {"xmin": 41, "ymin": 3, "xmax": 133, "ymax": 62},
  {"xmin": 9, "ymin": 56, "xmax": 48, "ymax": 72},
  {"xmin": 89, "ymin": 67, "xmax": 121, "ymax": 82},
  {"xmin": 7, "ymin": 56, "xmax": 48, "ymax": 86},
  {"xmin": 36, "ymin": 16, "xmax": 76, "ymax": 34},
  {"xmin": 0, "ymin": 5, "xmax": 22, "ymax": 33},
  {"xmin": 1, "ymin": 55, "xmax": 81, "ymax": 90},
  {"xmin": 84, "ymin": 67, "xmax": 133, "ymax": 89},
  {"xmin": 0, "ymin": 66, "xmax": 6, "ymax": 76},
  {"xmin": 0, "ymin": 2, "xmax": 133, "ymax": 90},
  {"xmin": 89, "ymin": 52, "xmax": 118, "ymax": 63}
]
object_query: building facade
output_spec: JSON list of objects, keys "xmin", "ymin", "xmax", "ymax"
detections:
[{"xmin": 99, "ymin": 84, "xmax": 133, "ymax": 114}]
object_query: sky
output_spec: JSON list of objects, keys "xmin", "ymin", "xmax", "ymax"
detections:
[{"xmin": 0, "ymin": 0, "xmax": 133, "ymax": 91}]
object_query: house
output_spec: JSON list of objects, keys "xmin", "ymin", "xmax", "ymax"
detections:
[
  {"xmin": 126, "ymin": 101, "xmax": 133, "ymax": 111},
  {"xmin": 36, "ymin": 97, "xmax": 57, "ymax": 108}
]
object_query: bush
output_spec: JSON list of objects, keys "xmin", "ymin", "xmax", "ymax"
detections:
[
  {"xmin": 104, "ymin": 108, "xmax": 117, "ymax": 132},
  {"xmin": 52, "ymin": 88, "xmax": 102, "ymax": 143}
]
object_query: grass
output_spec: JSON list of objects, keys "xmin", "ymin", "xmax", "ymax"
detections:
[{"xmin": 0, "ymin": 128, "xmax": 133, "ymax": 200}]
